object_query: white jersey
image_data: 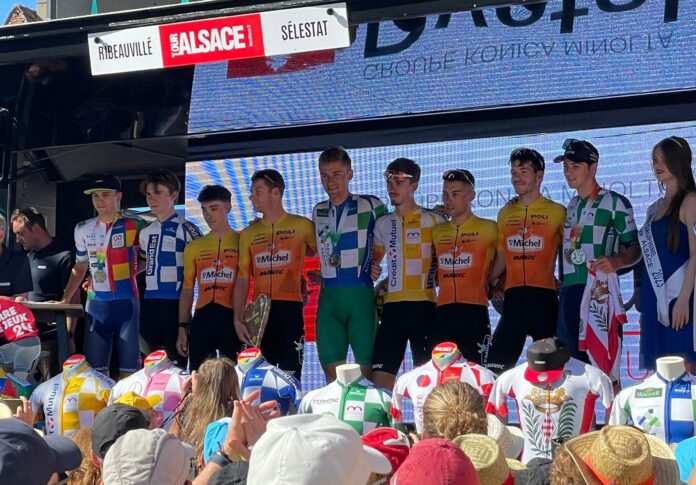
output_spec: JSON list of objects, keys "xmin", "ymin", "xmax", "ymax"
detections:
[
  {"xmin": 299, "ymin": 377, "xmax": 391, "ymax": 435},
  {"xmin": 108, "ymin": 362, "xmax": 186, "ymax": 430},
  {"xmin": 392, "ymin": 358, "xmax": 496, "ymax": 433},
  {"xmin": 609, "ymin": 372, "xmax": 696, "ymax": 445},
  {"xmin": 486, "ymin": 358, "xmax": 613, "ymax": 464},
  {"xmin": 31, "ymin": 363, "xmax": 114, "ymax": 436}
]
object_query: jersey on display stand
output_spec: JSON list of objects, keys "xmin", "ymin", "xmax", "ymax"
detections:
[
  {"xmin": 391, "ymin": 342, "xmax": 497, "ymax": 433},
  {"xmin": 30, "ymin": 355, "xmax": 114, "ymax": 436},
  {"xmin": 235, "ymin": 347, "xmax": 301, "ymax": 415},
  {"xmin": 108, "ymin": 350, "xmax": 187, "ymax": 429}
]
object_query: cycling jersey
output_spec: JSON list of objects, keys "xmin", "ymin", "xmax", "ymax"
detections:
[
  {"xmin": 373, "ymin": 206, "xmax": 442, "ymax": 303},
  {"xmin": 497, "ymin": 197, "xmax": 565, "ymax": 291},
  {"xmin": 31, "ymin": 358, "xmax": 114, "ymax": 436},
  {"xmin": 299, "ymin": 376, "xmax": 392, "ymax": 435},
  {"xmin": 609, "ymin": 372, "xmax": 696, "ymax": 444},
  {"xmin": 235, "ymin": 349, "xmax": 302, "ymax": 416},
  {"xmin": 432, "ymin": 216, "xmax": 497, "ymax": 306},
  {"xmin": 74, "ymin": 215, "xmax": 144, "ymax": 300},
  {"xmin": 486, "ymin": 358, "xmax": 613, "ymax": 464},
  {"xmin": 313, "ymin": 194, "xmax": 385, "ymax": 288},
  {"xmin": 139, "ymin": 214, "xmax": 202, "ymax": 299},
  {"xmin": 108, "ymin": 355, "xmax": 186, "ymax": 430},
  {"xmin": 391, "ymin": 357, "xmax": 496, "ymax": 433},
  {"xmin": 183, "ymin": 230, "xmax": 239, "ymax": 309},
  {"xmin": 0, "ymin": 368, "xmax": 32, "ymax": 399},
  {"xmin": 238, "ymin": 213, "xmax": 316, "ymax": 302}
]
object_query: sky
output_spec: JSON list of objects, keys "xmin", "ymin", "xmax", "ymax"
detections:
[{"xmin": 1, "ymin": 0, "xmax": 18, "ymax": 22}]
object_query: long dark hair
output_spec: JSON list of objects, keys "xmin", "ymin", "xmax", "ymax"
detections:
[{"xmin": 654, "ymin": 136, "xmax": 695, "ymax": 253}]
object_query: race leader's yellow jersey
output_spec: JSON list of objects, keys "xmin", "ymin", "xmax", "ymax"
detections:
[
  {"xmin": 238, "ymin": 213, "xmax": 316, "ymax": 302},
  {"xmin": 496, "ymin": 196, "xmax": 565, "ymax": 290}
]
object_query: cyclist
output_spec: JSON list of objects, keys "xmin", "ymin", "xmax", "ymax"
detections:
[
  {"xmin": 486, "ymin": 148, "xmax": 565, "ymax": 373},
  {"xmin": 234, "ymin": 169, "xmax": 316, "ymax": 379},
  {"xmin": 61, "ymin": 174, "xmax": 144, "ymax": 379},
  {"xmin": 177, "ymin": 185, "xmax": 240, "ymax": 371},
  {"xmin": 139, "ymin": 169, "xmax": 201, "ymax": 364},
  {"xmin": 371, "ymin": 158, "xmax": 443, "ymax": 390},
  {"xmin": 432, "ymin": 169, "xmax": 496, "ymax": 364},
  {"xmin": 309, "ymin": 147, "xmax": 386, "ymax": 382}
]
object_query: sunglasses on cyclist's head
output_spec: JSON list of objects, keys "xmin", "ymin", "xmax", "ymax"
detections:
[
  {"xmin": 252, "ymin": 170, "xmax": 281, "ymax": 188},
  {"xmin": 383, "ymin": 170, "xmax": 415, "ymax": 182},
  {"xmin": 442, "ymin": 169, "xmax": 475, "ymax": 187},
  {"xmin": 509, "ymin": 148, "xmax": 545, "ymax": 171},
  {"xmin": 562, "ymin": 138, "xmax": 582, "ymax": 150}
]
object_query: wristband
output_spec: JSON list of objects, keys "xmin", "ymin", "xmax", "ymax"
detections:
[
  {"xmin": 178, "ymin": 321, "xmax": 189, "ymax": 330},
  {"xmin": 210, "ymin": 451, "xmax": 232, "ymax": 467}
]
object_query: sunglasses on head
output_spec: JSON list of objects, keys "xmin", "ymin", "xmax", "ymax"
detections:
[
  {"xmin": 443, "ymin": 169, "xmax": 474, "ymax": 187},
  {"xmin": 509, "ymin": 148, "xmax": 545, "ymax": 171},
  {"xmin": 562, "ymin": 138, "xmax": 582, "ymax": 150},
  {"xmin": 253, "ymin": 170, "xmax": 279, "ymax": 187},
  {"xmin": 383, "ymin": 170, "xmax": 414, "ymax": 182}
]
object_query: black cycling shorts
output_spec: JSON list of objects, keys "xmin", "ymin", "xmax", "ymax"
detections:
[
  {"xmin": 140, "ymin": 298, "xmax": 179, "ymax": 364},
  {"xmin": 434, "ymin": 303, "xmax": 490, "ymax": 365},
  {"xmin": 371, "ymin": 301, "xmax": 436, "ymax": 376},
  {"xmin": 260, "ymin": 300, "xmax": 305, "ymax": 380},
  {"xmin": 189, "ymin": 303, "xmax": 241, "ymax": 371}
]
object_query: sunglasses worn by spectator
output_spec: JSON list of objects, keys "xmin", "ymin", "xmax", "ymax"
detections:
[
  {"xmin": 443, "ymin": 169, "xmax": 474, "ymax": 187},
  {"xmin": 383, "ymin": 170, "xmax": 414, "ymax": 182},
  {"xmin": 509, "ymin": 148, "xmax": 545, "ymax": 171}
]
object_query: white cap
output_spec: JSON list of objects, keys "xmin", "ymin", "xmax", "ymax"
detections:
[{"xmin": 247, "ymin": 414, "xmax": 391, "ymax": 485}]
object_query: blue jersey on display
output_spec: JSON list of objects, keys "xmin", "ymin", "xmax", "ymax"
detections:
[{"xmin": 236, "ymin": 357, "xmax": 302, "ymax": 415}]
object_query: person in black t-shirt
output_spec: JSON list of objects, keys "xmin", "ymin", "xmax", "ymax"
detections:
[{"xmin": 0, "ymin": 213, "xmax": 32, "ymax": 299}]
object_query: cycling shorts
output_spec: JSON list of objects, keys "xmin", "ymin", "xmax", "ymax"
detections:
[
  {"xmin": 434, "ymin": 303, "xmax": 490, "ymax": 364},
  {"xmin": 140, "ymin": 298, "xmax": 180, "ymax": 365},
  {"xmin": 316, "ymin": 286, "xmax": 377, "ymax": 367},
  {"xmin": 85, "ymin": 298, "xmax": 140, "ymax": 374},
  {"xmin": 189, "ymin": 303, "xmax": 241, "ymax": 371},
  {"xmin": 485, "ymin": 287, "xmax": 558, "ymax": 374},
  {"xmin": 260, "ymin": 300, "xmax": 304, "ymax": 379},
  {"xmin": 371, "ymin": 301, "xmax": 435, "ymax": 376}
]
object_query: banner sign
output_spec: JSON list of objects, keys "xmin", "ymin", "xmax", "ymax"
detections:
[
  {"xmin": 87, "ymin": 3, "xmax": 350, "ymax": 76},
  {"xmin": 188, "ymin": 2, "xmax": 696, "ymax": 132}
]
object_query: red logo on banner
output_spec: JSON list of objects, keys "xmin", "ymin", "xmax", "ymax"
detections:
[
  {"xmin": 226, "ymin": 50, "xmax": 336, "ymax": 78},
  {"xmin": 0, "ymin": 300, "xmax": 38, "ymax": 342},
  {"xmin": 159, "ymin": 14, "xmax": 266, "ymax": 68}
]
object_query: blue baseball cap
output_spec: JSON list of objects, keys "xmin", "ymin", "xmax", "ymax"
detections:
[{"xmin": 203, "ymin": 417, "xmax": 231, "ymax": 464}]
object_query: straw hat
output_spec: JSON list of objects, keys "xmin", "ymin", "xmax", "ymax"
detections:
[
  {"xmin": 565, "ymin": 425, "xmax": 680, "ymax": 485},
  {"xmin": 453, "ymin": 434, "xmax": 514, "ymax": 485},
  {"xmin": 487, "ymin": 414, "xmax": 524, "ymax": 460}
]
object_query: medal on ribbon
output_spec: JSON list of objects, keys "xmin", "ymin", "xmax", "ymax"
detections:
[{"xmin": 567, "ymin": 186, "xmax": 602, "ymax": 266}]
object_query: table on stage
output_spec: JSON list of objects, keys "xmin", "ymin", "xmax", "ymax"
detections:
[{"xmin": 22, "ymin": 302, "xmax": 84, "ymax": 366}]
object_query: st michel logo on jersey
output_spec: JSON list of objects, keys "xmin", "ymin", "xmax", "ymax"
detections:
[
  {"xmin": 255, "ymin": 243, "xmax": 291, "ymax": 267},
  {"xmin": 439, "ymin": 246, "xmax": 472, "ymax": 269},
  {"xmin": 201, "ymin": 260, "xmax": 234, "ymax": 283},
  {"xmin": 507, "ymin": 227, "xmax": 543, "ymax": 252}
]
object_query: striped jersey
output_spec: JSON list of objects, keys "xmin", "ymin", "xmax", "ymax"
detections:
[
  {"xmin": 373, "ymin": 206, "xmax": 443, "ymax": 303},
  {"xmin": 235, "ymin": 357, "xmax": 302, "ymax": 416},
  {"xmin": 486, "ymin": 358, "xmax": 613, "ymax": 464},
  {"xmin": 299, "ymin": 377, "xmax": 392, "ymax": 435},
  {"xmin": 391, "ymin": 358, "xmax": 497, "ymax": 433},
  {"xmin": 432, "ymin": 216, "xmax": 497, "ymax": 306},
  {"xmin": 312, "ymin": 194, "xmax": 386, "ymax": 288},
  {"xmin": 139, "ymin": 214, "xmax": 202, "ymax": 299},
  {"xmin": 609, "ymin": 372, "xmax": 696, "ymax": 445},
  {"xmin": 74, "ymin": 215, "xmax": 144, "ymax": 300},
  {"xmin": 31, "ymin": 362, "xmax": 114, "ymax": 436}
]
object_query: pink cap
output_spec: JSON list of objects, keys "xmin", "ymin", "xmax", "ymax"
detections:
[{"xmin": 390, "ymin": 438, "xmax": 480, "ymax": 485}]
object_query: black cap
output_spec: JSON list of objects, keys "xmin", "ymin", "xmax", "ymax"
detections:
[
  {"xmin": 91, "ymin": 404, "xmax": 151, "ymax": 459},
  {"xmin": 83, "ymin": 173, "xmax": 122, "ymax": 195},
  {"xmin": 553, "ymin": 139, "xmax": 599, "ymax": 164},
  {"xmin": 526, "ymin": 337, "xmax": 570, "ymax": 372}
]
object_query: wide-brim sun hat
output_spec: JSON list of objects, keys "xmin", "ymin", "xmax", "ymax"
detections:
[
  {"xmin": 453, "ymin": 433, "xmax": 514, "ymax": 485},
  {"xmin": 487, "ymin": 414, "xmax": 524, "ymax": 460}
]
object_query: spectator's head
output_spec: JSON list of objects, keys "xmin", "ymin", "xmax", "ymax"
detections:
[
  {"xmin": 247, "ymin": 414, "xmax": 391, "ymax": 485},
  {"xmin": 66, "ymin": 428, "xmax": 101, "ymax": 485},
  {"xmin": 113, "ymin": 391, "xmax": 162, "ymax": 429},
  {"xmin": 0, "ymin": 213, "xmax": 6, "ymax": 245},
  {"xmin": 197, "ymin": 185, "xmax": 232, "ymax": 232},
  {"xmin": 11, "ymin": 207, "xmax": 50, "ymax": 251},
  {"xmin": 90, "ymin": 404, "xmax": 151, "ymax": 467},
  {"xmin": 422, "ymin": 381, "xmax": 487, "ymax": 440},
  {"xmin": 318, "ymin": 147, "xmax": 353, "ymax": 201},
  {"xmin": 0, "ymin": 418, "xmax": 82, "ymax": 485},
  {"xmin": 83, "ymin": 174, "xmax": 122, "ymax": 217},
  {"xmin": 140, "ymin": 169, "xmax": 181, "ymax": 219},
  {"xmin": 454, "ymin": 434, "xmax": 516, "ymax": 485},
  {"xmin": 362, "ymin": 427, "xmax": 411, "ymax": 481},
  {"xmin": 102, "ymin": 428, "xmax": 195, "ymax": 485},
  {"xmin": 250, "ymin": 169, "xmax": 285, "ymax": 213},
  {"xmin": 549, "ymin": 445, "xmax": 585, "ymax": 485},
  {"xmin": 390, "ymin": 438, "xmax": 479, "ymax": 485},
  {"xmin": 564, "ymin": 425, "xmax": 679, "ymax": 485},
  {"xmin": 180, "ymin": 357, "xmax": 239, "ymax": 459},
  {"xmin": 384, "ymin": 158, "xmax": 420, "ymax": 207}
]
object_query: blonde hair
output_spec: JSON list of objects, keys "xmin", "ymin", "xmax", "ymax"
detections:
[
  {"xmin": 550, "ymin": 445, "xmax": 585, "ymax": 485},
  {"xmin": 67, "ymin": 428, "xmax": 101, "ymax": 485},
  {"xmin": 178, "ymin": 357, "xmax": 240, "ymax": 458},
  {"xmin": 422, "ymin": 381, "xmax": 487, "ymax": 440}
]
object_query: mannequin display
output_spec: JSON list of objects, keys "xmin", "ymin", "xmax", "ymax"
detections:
[
  {"xmin": 30, "ymin": 354, "xmax": 114, "ymax": 436},
  {"xmin": 609, "ymin": 356, "xmax": 696, "ymax": 444},
  {"xmin": 108, "ymin": 350, "xmax": 186, "ymax": 429},
  {"xmin": 0, "ymin": 300, "xmax": 42, "ymax": 381},
  {"xmin": 235, "ymin": 347, "xmax": 301, "ymax": 415},
  {"xmin": 487, "ymin": 337, "xmax": 614, "ymax": 464},
  {"xmin": 391, "ymin": 341, "xmax": 497, "ymax": 433},
  {"xmin": 299, "ymin": 363, "xmax": 391, "ymax": 434}
]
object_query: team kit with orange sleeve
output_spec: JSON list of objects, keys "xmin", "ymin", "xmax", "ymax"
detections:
[
  {"xmin": 485, "ymin": 196, "xmax": 566, "ymax": 373},
  {"xmin": 238, "ymin": 213, "xmax": 316, "ymax": 377},
  {"xmin": 432, "ymin": 214, "xmax": 497, "ymax": 364},
  {"xmin": 182, "ymin": 230, "xmax": 241, "ymax": 370}
]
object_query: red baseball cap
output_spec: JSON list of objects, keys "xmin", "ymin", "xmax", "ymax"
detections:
[
  {"xmin": 362, "ymin": 427, "xmax": 411, "ymax": 474},
  {"xmin": 390, "ymin": 438, "xmax": 480, "ymax": 485}
]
